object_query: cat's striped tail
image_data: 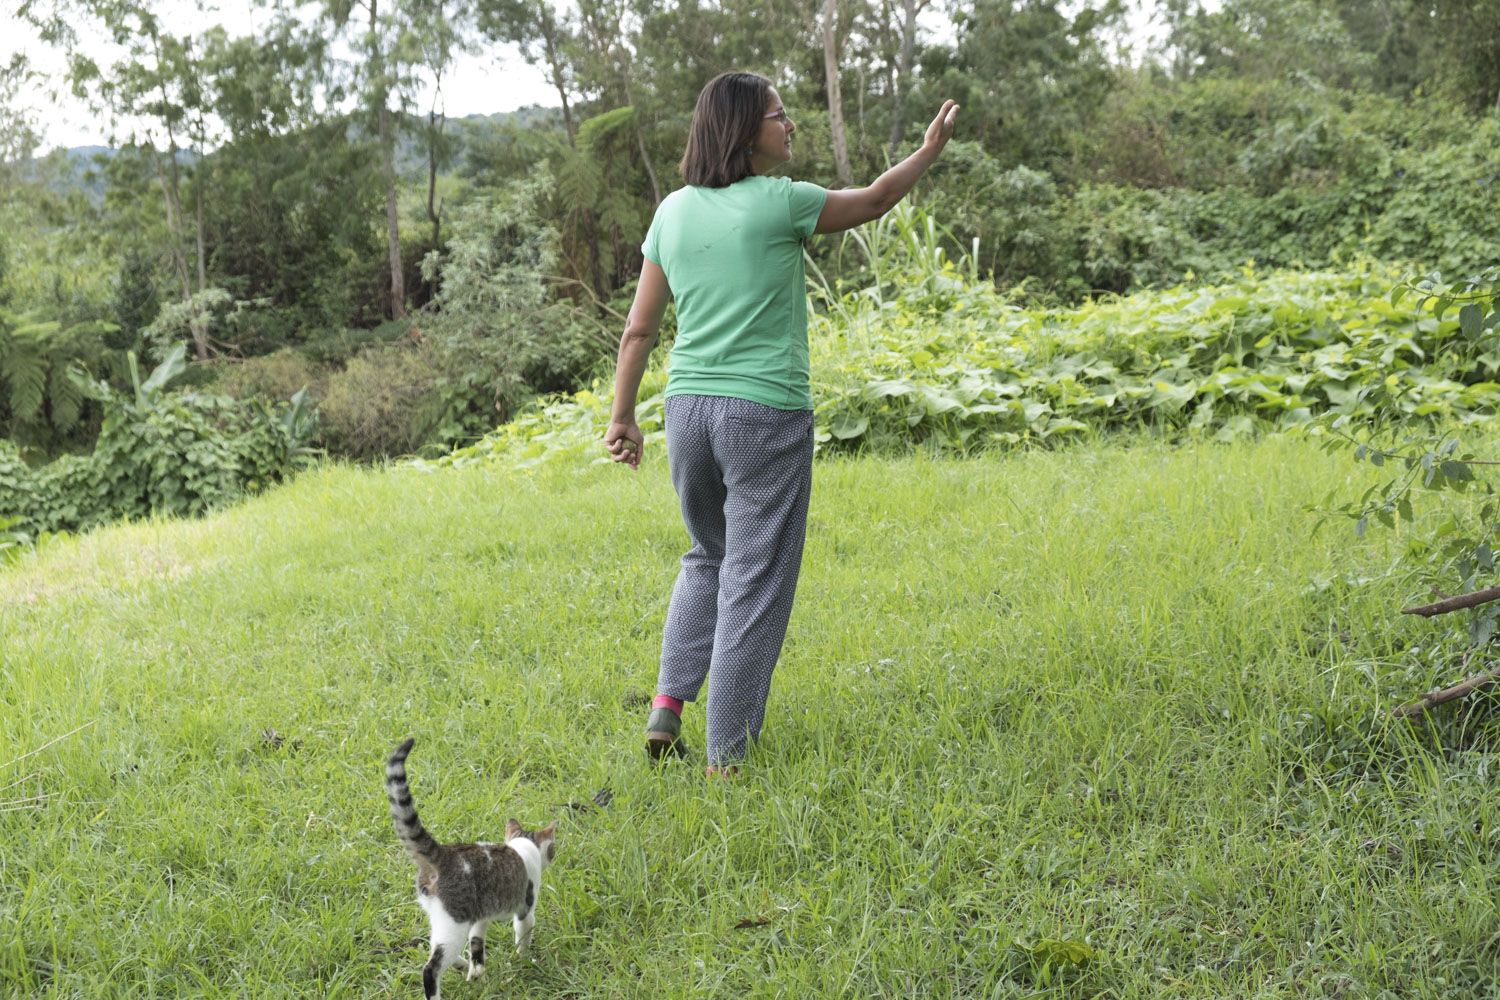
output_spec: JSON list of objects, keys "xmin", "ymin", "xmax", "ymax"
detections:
[{"xmin": 386, "ymin": 738, "xmax": 443, "ymax": 866}]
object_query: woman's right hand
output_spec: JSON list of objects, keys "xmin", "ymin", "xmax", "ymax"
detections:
[
  {"xmin": 923, "ymin": 100, "xmax": 960, "ymax": 153},
  {"xmin": 605, "ymin": 419, "xmax": 644, "ymax": 470}
]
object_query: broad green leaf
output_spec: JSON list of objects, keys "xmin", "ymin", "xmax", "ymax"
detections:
[
  {"xmin": 829, "ymin": 414, "xmax": 869, "ymax": 440},
  {"xmin": 1460, "ymin": 304, "xmax": 1483, "ymax": 337}
]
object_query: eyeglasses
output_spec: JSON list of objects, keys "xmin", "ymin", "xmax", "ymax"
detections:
[{"xmin": 763, "ymin": 109, "xmax": 791, "ymax": 125}]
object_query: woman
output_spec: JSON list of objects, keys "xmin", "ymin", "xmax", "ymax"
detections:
[{"xmin": 605, "ymin": 71, "xmax": 959, "ymax": 776}]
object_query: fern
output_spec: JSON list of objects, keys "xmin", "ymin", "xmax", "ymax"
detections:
[
  {"xmin": 0, "ymin": 310, "xmax": 122, "ymax": 447},
  {"xmin": 576, "ymin": 106, "xmax": 636, "ymax": 158},
  {"xmin": 4, "ymin": 342, "xmax": 46, "ymax": 425},
  {"xmin": 48, "ymin": 360, "xmax": 84, "ymax": 434}
]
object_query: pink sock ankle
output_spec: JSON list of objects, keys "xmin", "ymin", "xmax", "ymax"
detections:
[{"xmin": 652, "ymin": 694, "xmax": 684, "ymax": 716}]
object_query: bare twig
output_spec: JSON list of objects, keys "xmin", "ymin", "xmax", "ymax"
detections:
[
  {"xmin": 1401, "ymin": 586, "xmax": 1500, "ymax": 618},
  {"xmin": 2, "ymin": 720, "xmax": 94, "ymax": 770},
  {"xmin": 0, "ymin": 792, "xmax": 50, "ymax": 812},
  {"xmin": 1393, "ymin": 665, "xmax": 1500, "ymax": 718}
]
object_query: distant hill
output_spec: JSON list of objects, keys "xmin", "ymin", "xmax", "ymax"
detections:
[{"xmin": 21, "ymin": 106, "xmax": 564, "ymax": 200}]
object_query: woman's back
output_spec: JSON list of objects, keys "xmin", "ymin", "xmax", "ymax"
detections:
[{"xmin": 643, "ymin": 174, "xmax": 827, "ymax": 411}]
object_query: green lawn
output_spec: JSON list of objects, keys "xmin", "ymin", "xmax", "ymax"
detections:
[{"xmin": 2, "ymin": 437, "xmax": 1496, "ymax": 998}]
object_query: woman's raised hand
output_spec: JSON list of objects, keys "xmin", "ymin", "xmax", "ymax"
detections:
[{"xmin": 923, "ymin": 100, "xmax": 960, "ymax": 153}]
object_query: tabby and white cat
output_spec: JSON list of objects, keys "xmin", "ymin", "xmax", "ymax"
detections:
[{"xmin": 385, "ymin": 738, "xmax": 557, "ymax": 999}]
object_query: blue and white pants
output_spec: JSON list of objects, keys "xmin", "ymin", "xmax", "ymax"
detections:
[{"xmin": 657, "ymin": 394, "xmax": 814, "ymax": 765}]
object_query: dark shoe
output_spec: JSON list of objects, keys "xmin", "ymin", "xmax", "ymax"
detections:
[{"xmin": 645, "ymin": 707, "xmax": 687, "ymax": 760}]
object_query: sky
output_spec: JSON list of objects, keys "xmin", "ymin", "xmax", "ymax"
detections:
[
  {"xmin": 5, "ymin": 1, "xmax": 1177, "ymax": 152},
  {"xmin": 3, "ymin": 2, "xmax": 559, "ymax": 150}
]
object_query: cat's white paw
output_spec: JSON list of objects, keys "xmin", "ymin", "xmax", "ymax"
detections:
[{"xmin": 465, "ymin": 963, "xmax": 484, "ymax": 982}]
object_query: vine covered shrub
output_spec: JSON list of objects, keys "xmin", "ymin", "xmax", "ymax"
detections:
[
  {"xmin": 0, "ymin": 347, "xmax": 316, "ymax": 537},
  {"xmin": 421, "ymin": 205, "xmax": 1500, "ymax": 471}
]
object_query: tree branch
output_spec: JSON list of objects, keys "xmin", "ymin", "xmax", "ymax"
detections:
[
  {"xmin": 1401, "ymin": 586, "xmax": 1500, "ymax": 618},
  {"xmin": 1393, "ymin": 664, "xmax": 1500, "ymax": 718}
]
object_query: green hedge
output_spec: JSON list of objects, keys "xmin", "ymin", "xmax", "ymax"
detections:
[{"xmin": 0, "ymin": 349, "xmax": 315, "ymax": 538}]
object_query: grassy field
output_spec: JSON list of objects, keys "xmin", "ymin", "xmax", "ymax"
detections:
[{"xmin": 2, "ymin": 436, "xmax": 1497, "ymax": 998}]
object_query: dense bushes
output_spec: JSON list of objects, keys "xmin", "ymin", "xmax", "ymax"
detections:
[
  {"xmin": 202, "ymin": 181, "xmax": 621, "ymax": 462},
  {"xmin": 316, "ymin": 343, "xmax": 442, "ymax": 460},
  {"xmin": 0, "ymin": 348, "xmax": 314, "ymax": 536},
  {"xmin": 427, "ymin": 204, "xmax": 1500, "ymax": 471},
  {"xmin": 911, "ymin": 93, "xmax": 1500, "ymax": 300}
]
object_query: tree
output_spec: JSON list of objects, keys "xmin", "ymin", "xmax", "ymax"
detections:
[
  {"xmin": 0, "ymin": 55, "xmax": 41, "ymax": 182},
  {"xmin": 1169, "ymin": 0, "xmax": 1372, "ymax": 86},
  {"xmin": 410, "ymin": 0, "xmax": 473, "ymax": 248},
  {"xmin": 318, "ymin": 0, "xmax": 432, "ymax": 320},
  {"xmin": 924, "ymin": 0, "xmax": 1123, "ymax": 169},
  {"xmin": 1427, "ymin": 0, "xmax": 1500, "ymax": 112},
  {"xmin": 35, "ymin": 0, "xmax": 217, "ymax": 358},
  {"xmin": 822, "ymin": 0, "xmax": 854, "ymax": 186},
  {"xmin": 885, "ymin": 0, "xmax": 932, "ymax": 154},
  {"xmin": 477, "ymin": 0, "xmax": 581, "ymax": 145}
]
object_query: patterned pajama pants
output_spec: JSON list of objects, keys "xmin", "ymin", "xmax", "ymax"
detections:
[{"xmin": 657, "ymin": 394, "xmax": 814, "ymax": 766}]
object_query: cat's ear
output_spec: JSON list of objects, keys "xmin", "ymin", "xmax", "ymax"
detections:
[
  {"xmin": 538, "ymin": 821, "xmax": 557, "ymax": 840},
  {"xmin": 505, "ymin": 819, "xmax": 523, "ymax": 840}
]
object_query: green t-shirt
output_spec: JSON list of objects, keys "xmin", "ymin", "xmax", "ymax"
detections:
[{"xmin": 641, "ymin": 174, "xmax": 829, "ymax": 410}]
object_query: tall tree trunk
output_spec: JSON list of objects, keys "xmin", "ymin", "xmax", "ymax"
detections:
[
  {"xmin": 887, "ymin": 0, "xmax": 923, "ymax": 155},
  {"xmin": 371, "ymin": 0, "xmax": 405, "ymax": 320},
  {"xmin": 623, "ymin": 67, "xmax": 660, "ymax": 204},
  {"xmin": 634, "ymin": 123, "xmax": 661, "ymax": 204},
  {"xmin": 822, "ymin": 0, "xmax": 853, "ymax": 187},
  {"xmin": 427, "ymin": 106, "xmax": 444, "ymax": 247},
  {"xmin": 381, "ymin": 106, "xmax": 405, "ymax": 319},
  {"xmin": 148, "ymin": 26, "xmax": 209, "ymax": 360},
  {"xmin": 152, "ymin": 153, "xmax": 192, "ymax": 302},
  {"xmin": 194, "ymin": 155, "xmax": 207, "ymax": 294},
  {"xmin": 538, "ymin": 7, "xmax": 577, "ymax": 146}
]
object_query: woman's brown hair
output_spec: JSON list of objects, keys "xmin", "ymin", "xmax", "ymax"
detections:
[{"xmin": 679, "ymin": 71, "xmax": 772, "ymax": 188}]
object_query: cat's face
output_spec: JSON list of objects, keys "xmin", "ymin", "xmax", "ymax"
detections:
[{"xmin": 505, "ymin": 819, "xmax": 558, "ymax": 870}]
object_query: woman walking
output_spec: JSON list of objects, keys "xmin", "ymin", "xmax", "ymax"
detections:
[{"xmin": 605, "ymin": 71, "xmax": 959, "ymax": 775}]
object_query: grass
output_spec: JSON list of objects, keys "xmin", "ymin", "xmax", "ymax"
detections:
[{"xmin": 2, "ymin": 434, "xmax": 1497, "ymax": 998}]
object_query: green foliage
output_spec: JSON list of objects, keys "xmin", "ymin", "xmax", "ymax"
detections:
[
  {"xmin": 7, "ymin": 0, "xmax": 1500, "ymax": 477},
  {"xmin": 1365, "ymin": 121, "xmax": 1500, "ymax": 277},
  {"xmin": 0, "ymin": 514, "xmax": 27, "ymax": 565},
  {"xmin": 317, "ymin": 343, "xmax": 442, "ymax": 460},
  {"xmin": 108, "ymin": 245, "xmax": 161, "ymax": 350},
  {"xmin": 0, "ymin": 346, "xmax": 315, "ymax": 535},
  {"xmin": 210, "ymin": 348, "xmax": 328, "ymax": 406},
  {"xmin": 140, "ymin": 287, "xmax": 280, "ymax": 362},
  {"xmin": 1312, "ymin": 266, "xmax": 1500, "ymax": 655},
  {"xmin": 414, "ymin": 173, "xmax": 616, "ymax": 449},
  {"xmin": 0, "ymin": 308, "xmax": 121, "ymax": 451},
  {"xmin": 429, "ymin": 206, "xmax": 1499, "ymax": 471}
]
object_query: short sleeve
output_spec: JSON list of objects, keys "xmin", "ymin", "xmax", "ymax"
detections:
[
  {"xmin": 641, "ymin": 207, "xmax": 662, "ymax": 264},
  {"xmin": 787, "ymin": 180, "xmax": 828, "ymax": 239}
]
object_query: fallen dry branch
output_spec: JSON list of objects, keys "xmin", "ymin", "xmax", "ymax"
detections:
[
  {"xmin": 1393, "ymin": 665, "xmax": 1500, "ymax": 718},
  {"xmin": 1401, "ymin": 586, "xmax": 1500, "ymax": 618}
]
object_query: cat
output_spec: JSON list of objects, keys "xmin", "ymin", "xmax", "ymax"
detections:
[{"xmin": 385, "ymin": 737, "xmax": 557, "ymax": 999}]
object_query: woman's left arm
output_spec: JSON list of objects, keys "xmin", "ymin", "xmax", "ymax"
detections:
[
  {"xmin": 814, "ymin": 100, "xmax": 960, "ymax": 235},
  {"xmin": 605, "ymin": 259, "xmax": 671, "ymax": 470}
]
